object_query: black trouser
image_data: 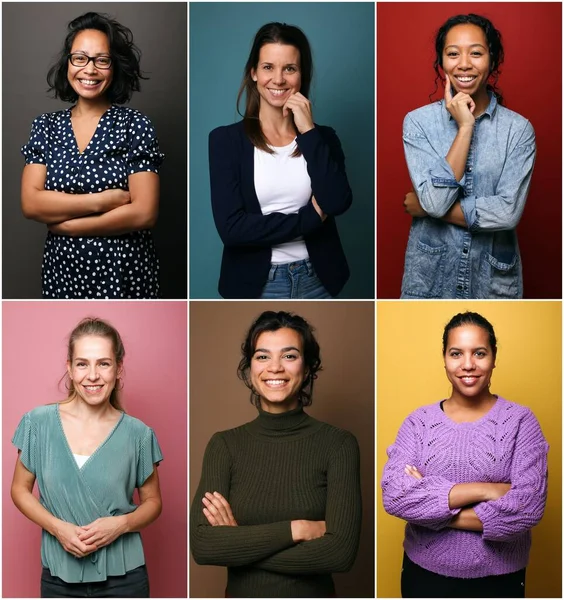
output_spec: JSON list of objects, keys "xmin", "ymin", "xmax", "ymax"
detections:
[
  {"xmin": 401, "ymin": 553, "xmax": 526, "ymax": 598},
  {"xmin": 41, "ymin": 565, "xmax": 149, "ymax": 598}
]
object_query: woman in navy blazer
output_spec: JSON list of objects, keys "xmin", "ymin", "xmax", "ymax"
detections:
[{"xmin": 209, "ymin": 23, "xmax": 352, "ymax": 299}]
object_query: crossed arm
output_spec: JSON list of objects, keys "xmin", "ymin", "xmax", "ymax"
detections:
[
  {"xmin": 21, "ymin": 164, "xmax": 159, "ymax": 236},
  {"xmin": 382, "ymin": 412, "xmax": 548, "ymax": 540},
  {"xmin": 11, "ymin": 454, "xmax": 162, "ymax": 558},
  {"xmin": 190, "ymin": 432, "xmax": 361, "ymax": 573}
]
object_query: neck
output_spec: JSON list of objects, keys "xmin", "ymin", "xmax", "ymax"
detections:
[
  {"xmin": 258, "ymin": 102, "xmax": 296, "ymax": 136},
  {"xmin": 64, "ymin": 395, "xmax": 117, "ymax": 420},
  {"xmin": 72, "ymin": 96, "xmax": 111, "ymax": 118},
  {"xmin": 471, "ymin": 88, "xmax": 490, "ymax": 117},
  {"xmin": 259, "ymin": 397, "xmax": 299, "ymax": 414},
  {"xmin": 447, "ymin": 389, "xmax": 496, "ymax": 410}
]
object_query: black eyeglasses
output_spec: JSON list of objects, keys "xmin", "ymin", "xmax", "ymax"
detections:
[{"xmin": 68, "ymin": 53, "xmax": 112, "ymax": 69}]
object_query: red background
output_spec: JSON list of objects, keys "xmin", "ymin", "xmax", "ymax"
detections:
[
  {"xmin": 377, "ymin": 2, "xmax": 562, "ymax": 299},
  {"xmin": 2, "ymin": 302, "xmax": 187, "ymax": 598}
]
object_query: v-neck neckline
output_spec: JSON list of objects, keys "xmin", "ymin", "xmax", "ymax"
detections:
[
  {"xmin": 56, "ymin": 403, "xmax": 124, "ymax": 472},
  {"xmin": 68, "ymin": 105, "xmax": 112, "ymax": 155}
]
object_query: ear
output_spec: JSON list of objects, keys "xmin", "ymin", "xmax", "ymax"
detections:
[
  {"xmin": 117, "ymin": 363, "xmax": 124, "ymax": 379},
  {"xmin": 66, "ymin": 361, "xmax": 72, "ymax": 379},
  {"xmin": 251, "ymin": 68, "xmax": 257, "ymax": 82}
]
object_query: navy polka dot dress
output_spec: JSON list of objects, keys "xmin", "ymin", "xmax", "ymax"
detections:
[{"xmin": 21, "ymin": 105, "xmax": 164, "ymax": 298}]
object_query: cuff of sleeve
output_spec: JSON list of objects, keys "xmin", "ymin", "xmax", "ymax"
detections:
[
  {"xmin": 299, "ymin": 201, "xmax": 323, "ymax": 235},
  {"xmin": 473, "ymin": 501, "xmax": 496, "ymax": 539},
  {"xmin": 430, "ymin": 159, "xmax": 466, "ymax": 188},
  {"xmin": 295, "ymin": 126, "xmax": 322, "ymax": 154},
  {"xmin": 460, "ymin": 195, "xmax": 479, "ymax": 230},
  {"xmin": 440, "ymin": 481, "xmax": 462, "ymax": 518}
]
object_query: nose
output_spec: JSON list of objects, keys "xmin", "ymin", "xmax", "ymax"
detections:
[
  {"xmin": 458, "ymin": 53, "xmax": 471, "ymax": 69},
  {"xmin": 87, "ymin": 365, "xmax": 100, "ymax": 380},
  {"xmin": 272, "ymin": 68, "xmax": 285, "ymax": 85},
  {"xmin": 461, "ymin": 353, "xmax": 476, "ymax": 370},
  {"xmin": 267, "ymin": 359, "xmax": 284, "ymax": 373}
]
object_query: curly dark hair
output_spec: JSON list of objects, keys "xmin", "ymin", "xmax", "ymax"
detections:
[
  {"xmin": 442, "ymin": 311, "xmax": 497, "ymax": 359},
  {"xmin": 237, "ymin": 311, "xmax": 322, "ymax": 408},
  {"xmin": 431, "ymin": 13, "xmax": 505, "ymax": 106},
  {"xmin": 47, "ymin": 12, "xmax": 147, "ymax": 104}
]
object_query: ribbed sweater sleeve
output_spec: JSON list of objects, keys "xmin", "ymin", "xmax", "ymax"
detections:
[
  {"xmin": 190, "ymin": 432, "xmax": 295, "ymax": 566},
  {"xmin": 473, "ymin": 409, "xmax": 549, "ymax": 542},
  {"xmin": 381, "ymin": 414, "xmax": 460, "ymax": 529},
  {"xmin": 253, "ymin": 432, "xmax": 361, "ymax": 574}
]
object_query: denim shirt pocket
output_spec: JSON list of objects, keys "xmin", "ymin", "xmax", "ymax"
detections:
[
  {"xmin": 477, "ymin": 251, "xmax": 520, "ymax": 298},
  {"xmin": 402, "ymin": 239, "xmax": 448, "ymax": 298}
]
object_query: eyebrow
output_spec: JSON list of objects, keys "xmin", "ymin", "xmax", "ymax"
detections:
[
  {"xmin": 448, "ymin": 346, "xmax": 488, "ymax": 352},
  {"xmin": 71, "ymin": 51, "xmax": 111, "ymax": 56},
  {"xmin": 74, "ymin": 357, "xmax": 114, "ymax": 361},
  {"xmin": 260, "ymin": 62, "xmax": 299, "ymax": 67},
  {"xmin": 254, "ymin": 346, "xmax": 301, "ymax": 354},
  {"xmin": 445, "ymin": 43, "xmax": 487, "ymax": 50}
]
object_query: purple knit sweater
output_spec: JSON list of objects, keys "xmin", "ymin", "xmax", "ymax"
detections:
[{"xmin": 382, "ymin": 397, "xmax": 548, "ymax": 578}]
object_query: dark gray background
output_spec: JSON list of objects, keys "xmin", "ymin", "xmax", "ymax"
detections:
[{"xmin": 2, "ymin": 2, "xmax": 187, "ymax": 299}]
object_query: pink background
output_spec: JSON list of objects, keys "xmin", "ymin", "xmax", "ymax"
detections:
[{"xmin": 2, "ymin": 302, "xmax": 187, "ymax": 598}]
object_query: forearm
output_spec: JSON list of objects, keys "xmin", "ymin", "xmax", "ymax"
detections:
[
  {"xmin": 122, "ymin": 497, "xmax": 162, "ymax": 534},
  {"xmin": 56, "ymin": 203, "xmax": 156, "ymax": 237},
  {"xmin": 440, "ymin": 201, "xmax": 467, "ymax": 227},
  {"xmin": 445, "ymin": 125, "xmax": 473, "ymax": 181},
  {"xmin": 11, "ymin": 486, "xmax": 62, "ymax": 536},
  {"xmin": 22, "ymin": 190, "xmax": 104, "ymax": 224},
  {"xmin": 448, "ymin": 482, "xmax": 492, "ymax": 509},
  {"xmin": 448, "ymin": 508, "xmax": 483, "ymax": 531}
]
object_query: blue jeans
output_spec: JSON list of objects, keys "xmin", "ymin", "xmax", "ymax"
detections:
[
  {"xmin": 40, "ymin": 565, "xmax": 149, "ymax": 598},
  {"xmin": 260, "ymin": 259, "xmax": 332, "ymax": 299}
]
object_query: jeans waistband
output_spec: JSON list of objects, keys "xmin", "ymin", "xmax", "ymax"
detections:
[{"xmin": 267, "ymin": 259, "xmax": 313, "ymax": 281}]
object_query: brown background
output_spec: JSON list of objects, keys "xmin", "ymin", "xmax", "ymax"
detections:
[{"xmin": 189, "ymin": 301, "xmax": 375, "ymax": 598}]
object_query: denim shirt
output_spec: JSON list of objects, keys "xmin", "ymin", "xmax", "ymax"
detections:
[{"xmin": 401, "ymin": 93, "xmax": 536, "ymax": 298}]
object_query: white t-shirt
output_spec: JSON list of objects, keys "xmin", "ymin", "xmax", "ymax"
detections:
[
  {"xmin": 254, "ymin": 140, "xmax": 312, "ymax": 264},
  {"xmin": 73, "ymin": 453, "xmax": 90, "ymax": 468}
]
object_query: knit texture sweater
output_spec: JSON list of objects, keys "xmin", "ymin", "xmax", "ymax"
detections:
[
  {"xmin": 382, "ymin": 397, "xmax": 548, "ymax": 578},
  {"xmin": 190, "ymin": 406, "xmax": 361, "ymax": 597}
]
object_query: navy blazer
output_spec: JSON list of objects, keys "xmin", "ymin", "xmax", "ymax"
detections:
[{"xmin": 209, "ymin": 120, "xmax": 352, "ymax": 299}]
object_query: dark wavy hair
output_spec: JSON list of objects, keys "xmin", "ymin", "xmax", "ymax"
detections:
[
  {"xmin": 442, "ymin": 311, "xmax": 497, "ymax": 359},
  {"xmin": 47, "ymin": 12, "xmax": 147, "ymax": 104},
  {"xmin": 237, "ymin": 311, "xmax": 322, "ymax": 408},
  {"xmin": 237, "ymin": 22, "xmax": 313, "ymax": 157},
  {"xmin": 431, "ymin": 14, "xmax": 505, "ymax": 106}
]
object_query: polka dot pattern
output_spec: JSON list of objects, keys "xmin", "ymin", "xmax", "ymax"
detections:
[{"xmin": 21, "ymin": 105, "xmax": 165, "ymax": 299}]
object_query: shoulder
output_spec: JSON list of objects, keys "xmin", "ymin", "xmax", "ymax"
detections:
[
  {"xmin": 495, "ymin": 396, "xmax": 540, "ymax": 423},
  {"xmin": 120, "ymin": 413, "xmax": 155, "ymax": 438},
  {"xmin": 494, "ymin": 105, "xmax": 535, "ymax": 141},
  {"xmin": 25, "ymin": 404, "xmax": 57, "ymax": 422},
  {"xmin": 29, "ymin": 110, "xmax": 68, "ymax": 129},
  {"xmin": 311, "ymin": 418, "xmax": 359, "ymax": 450},
  {"xmin": 404, "ymin": 101, "xmax": 443, "ymax": 125},
  {"xmin": 113, "ymin": 106, "xmax": 156, "ymax": 130},
  {"xmin": 209, "ymin": 120, "xmax": 245, "ymax": 142}
]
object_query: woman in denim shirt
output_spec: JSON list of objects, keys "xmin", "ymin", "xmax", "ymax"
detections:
[{"xmin": 401, "ymin": 14, "xmax": 536, "ymax": 299}]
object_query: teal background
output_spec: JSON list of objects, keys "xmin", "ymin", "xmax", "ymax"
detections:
[{"xmin": 189, "ymin": 2, "xmax": 375, "ymax": 298}]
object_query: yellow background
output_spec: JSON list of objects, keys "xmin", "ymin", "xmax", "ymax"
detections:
[{"xmin": 377, "ymin": 301, "xmax": 562, "ymax": 598}]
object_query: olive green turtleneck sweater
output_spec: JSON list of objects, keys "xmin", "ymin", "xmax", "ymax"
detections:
[{"xmin": 190, "ymin": 406, "xmax": 361, "ymax": 598}]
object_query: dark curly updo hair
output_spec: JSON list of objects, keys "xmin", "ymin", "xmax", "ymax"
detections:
[
  {"xmin": 237, "ymin": 311, "xmax": 322, "ymax": 408},
  {"xmin": 442, "ymin": 311, "xmax": 497, "ymax": 359},
  {"xmin": 47, "ymin": 12, "xmax": 147, "ymax": 104},
  {"xmin": 431, "ymin": 13, "xmax": 505, "ymax": 106}
]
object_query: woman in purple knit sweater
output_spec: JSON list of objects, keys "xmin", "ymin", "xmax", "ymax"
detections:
[{"xmin": 382, "ymin": 311, "xmax": 549, "ymax": 598}]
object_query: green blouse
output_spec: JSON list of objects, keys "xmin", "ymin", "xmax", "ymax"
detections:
[{"xmin": 12, "ymin": 404, "xmax": 163, "ymax": 583}]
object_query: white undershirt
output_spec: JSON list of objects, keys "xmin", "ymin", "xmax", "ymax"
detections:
[
  {"xmin": 254, "ymin": 140, "xmax": 312, "ymax": 264},
  {"xmin": 73, "ymin": 453, "xmax": 90, "ymax": 468}
]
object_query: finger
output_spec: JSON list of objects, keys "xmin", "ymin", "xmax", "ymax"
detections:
[
  {"xmin": 202, "ymin": 496, "xmax": 226, "ymax": 524},
  {"xmin": 203, "ymin": 507, "xmax": 219, "ymax": 526},
  {"xmin": 207, "ymin": 493, "xmax": 231, "ymax": 523},
  {"xmin": 468, "ymin": 97, "xmax": 476, "ymax": 114},
  {"xmin": 213, "ymin": 492, "xmax": 236, "ymax": 524},
  {"xmin": 444, "ymin": 73, "xmax": 452, "ymax": 103}
]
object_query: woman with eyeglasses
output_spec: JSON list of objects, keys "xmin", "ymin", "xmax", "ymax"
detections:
[{"xmin": 20, "ymin": 12, "xmax": 164, "ymax": 298}]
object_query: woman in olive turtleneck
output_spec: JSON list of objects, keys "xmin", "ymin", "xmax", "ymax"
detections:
[{"xmin": 190, "ymin": 311, "xmax": 361, "ymax": 598}]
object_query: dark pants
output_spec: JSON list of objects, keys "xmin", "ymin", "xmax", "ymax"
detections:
[
  {"xmin": 41, "ymin": 565, "xmax": 149, "ymax": 598},
  {"xmin": 401, "ymin": 553, "xmax": 526, "ymax": 598}
]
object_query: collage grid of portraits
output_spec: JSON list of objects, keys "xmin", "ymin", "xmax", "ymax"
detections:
[{"xmin": 0, "ymin": 0, "xmax": 562, "ymax": 599}]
